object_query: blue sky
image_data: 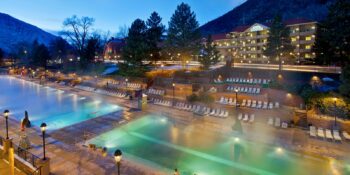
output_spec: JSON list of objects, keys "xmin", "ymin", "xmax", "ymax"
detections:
[{"xmin": 0, "ymin": 0, "xmax": 245, "ymax": 34}]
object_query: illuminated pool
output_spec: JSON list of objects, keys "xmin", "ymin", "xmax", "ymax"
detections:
[
  {"xmin": 88, "ymin": 115, "xmax": 348, "ymax": 175},
  {"xmin": 0, "ymin": 76, "xmax": 120, "ymax": 130}
]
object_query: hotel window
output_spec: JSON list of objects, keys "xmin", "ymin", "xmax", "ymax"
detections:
[
  {"xmin": 305, "ymin": 54, "xmax": 311, "ymax": 58},
  {"xmin": 305, "ymin": 45, "xmax": 311, "ymax": 49},
  {"xmin": 311, "ymin": 26, "xmax": 316, "ymax": 30},
  {"xmin": 291, "ymin": 37, "xmax": 297, "ymax": 42},
  {"xmin": 305, "ymin": 36, "xmax": 312, "ymax": 41}
]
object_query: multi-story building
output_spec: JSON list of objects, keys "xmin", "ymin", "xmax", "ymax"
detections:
[
  {"xmin": 103, "ymin": 38, "xmax": 125, "ymax": 61},
  {"xmin": 212, "ymin": 19, "xmax": 317, "ymax": 64}
]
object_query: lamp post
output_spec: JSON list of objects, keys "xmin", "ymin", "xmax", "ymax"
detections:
[
  {"xmin": 333, "ymin": 98, "xmax": 337, "ymax": 127},
  {"xmin": 40, "ymin": 123, "xmax": 47, "ymax": 160},
  {"xmin": 172, "ymin": 83, "xmax": 176, "ymax": 106},
  {"xmin": 114, "ymin": 149, "xmax": 122, "ymax": 175},
  {"xmin": 125, "ymin": 78, "xmax": 128, "ymax": 89},
  {"xmin": 4, "ymin": 110, "xmax": 9, "ymax": 139},
  {"xmin": 234, "ymin": 88, "xmax": 239, "ymax": 109}
]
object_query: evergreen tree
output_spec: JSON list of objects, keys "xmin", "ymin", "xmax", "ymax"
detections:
[
  {"xmin": 32, "ymin": 43, "xmax": 50, "ymax": 68},
  {"xmin": 49, "ymin": 37, "xmax": 70, "ymax": 64},
  {"xmin": 313, "ymin": 23, "xmax": 333, "ymax": 65},
  {"xmin": 199, "ymin": 35, "xmax": 220, "ymax": 70},
  {"xmin": 0, "ymin": 48, "xmax": 4, "ymax": 65},
  {"xmin": 83, "ymin": 37, "xmax": 101, "ymax": 65},
  {"xmin": 121, "ymin": 19, "xmax": 149, "ymax": 76},
  {"xmin": 146, "ymin": 12, "xmax": 165, "ymax": 64},
  {"xmin": 263, "ymin": 15, "xmax": 293, "ymax": 69},
  {"xmin": 313, "ymin": 0, "xmax": 350, "ymax": 96},
  {"xmin": 314, "ymin": 0, "xmax": 350, "ymax": 65},
  {"xmin": 166, "ymin": 3, "xmax": 201, "ymax": 67},
  {"xmin": 339, "ymin": 65, "xmax": 350, "ymax": 97}
]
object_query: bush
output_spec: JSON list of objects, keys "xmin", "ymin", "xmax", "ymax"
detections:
[{"xmin": 186, "ymin": 92, "xmax": 214, "ymax": 104}]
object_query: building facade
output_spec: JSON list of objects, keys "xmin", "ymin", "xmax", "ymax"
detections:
[
  {"xmin": 212, "ymin": 19, "xmax": 317, "ymax": 64},
  {"xmin": 103, "ymin": 38, "xmax": 125, "ymax": 61}
]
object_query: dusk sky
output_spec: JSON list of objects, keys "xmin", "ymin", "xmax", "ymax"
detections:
[{"xmin": 0, "ymin": 0, "xmax": 245, "ymax": 35}]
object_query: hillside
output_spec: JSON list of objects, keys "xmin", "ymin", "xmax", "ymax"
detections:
[
  {"xmin": 200, "ymin": 0, "xmax": 336, "ymax": 35},
  {"xmin": 0, "ymin": 12, "xmax": 57, "ymax": 53}
]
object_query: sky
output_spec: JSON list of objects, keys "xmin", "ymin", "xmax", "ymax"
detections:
[{"xmin": 0, "ymin": 0, "xmax": 245, "ymax": 35}]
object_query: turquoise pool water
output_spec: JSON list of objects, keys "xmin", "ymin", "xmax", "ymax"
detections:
[
  {"xmin": 89, "ymin": 115, "xmax": 349, "ymax": 175},
  {"xmin": 0, "ymin": 76, "xmax": 121, "ymax": 130}
]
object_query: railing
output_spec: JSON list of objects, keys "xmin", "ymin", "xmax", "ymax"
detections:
[
  {"xmin": 32, "ymin": 166, "xmax": 42, "ymax": 175},
  {"xmin": 0, "ymin": 136, "xmax": 3, "ymax": 146},
  {"xmin": 12, "ymin": 143, "xmax": 42, "ymax": 169}
]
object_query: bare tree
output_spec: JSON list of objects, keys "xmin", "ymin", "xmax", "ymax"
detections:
[
  {"xmin": 60, "ymin": 15, "xmax": 95, "ymax": 57},
  {"xmin": 116, "ymin": 25, "xmax": 129, "ymax": 39}
]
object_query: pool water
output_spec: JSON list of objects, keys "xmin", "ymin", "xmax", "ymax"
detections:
[
  {"xmin": 0, "ymin": 76, "xmax": 120, "ymax": 130},
  {"xmin": 89, "ymin": 115, "xmax": 349, "ymax": 175}
]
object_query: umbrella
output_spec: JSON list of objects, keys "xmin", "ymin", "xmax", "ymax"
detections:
[{"xmin": 322, "ymin": 77, "xmax": 334, "ymax": 82}]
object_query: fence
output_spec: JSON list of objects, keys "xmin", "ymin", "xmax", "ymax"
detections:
[{"xmin": 0, "ymin": 135, "xmax": 42, "ymax": 174}]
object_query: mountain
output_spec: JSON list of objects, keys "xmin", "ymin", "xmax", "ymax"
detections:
[
  {"xmin": 200, "ymin": 0, "xmax": 336, "ymax": 35},
  {"xmin": 0, "ymin": 12, "xmax": 57, "ymax": 53}
]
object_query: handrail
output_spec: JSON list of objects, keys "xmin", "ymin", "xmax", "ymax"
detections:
[
  {"xmin": 12, "ymin": 143, "xmax": 41, "ymax": 168},
  {"xmin": 32, "ymin": 166, "xmax": 42, "ymax": 175}
]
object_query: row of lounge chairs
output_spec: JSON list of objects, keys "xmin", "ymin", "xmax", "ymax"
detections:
[
  {"xmin": 226, "ymin": 78, "xmax": 270, "ymax": 85},
  {"xmin": 268, "ymin": 117, "xmax": 288, "ymax": 128},
  {"xmin": 226, "ymin": 86, "xmax": 261, "ymax": 94},
  {"xmin": 75, "ymin": 85, "xmax": 96, "ymax": 91},
  {"xmin": 127, "ymin": 83, "xmax": 142, "ymax": 89},
  {"xmin": 95, "ymin": 89, "xmax": 128, "ymax": 98},
  {"xmin": 147, "ymin": 88, "xmax": 165, "ymax": 96},
  {"xmin": 218, "ymin": 97, "xmax": 237, "ymax": 106},
  {"xmin": 237, "ymin": 113, "xmax": 255, "ymax": 123},
  {"xmin": 75, "ymin": 85, "xmax": 128, "ymax": 99},
  {"xmin": 241, "ymin": 99, "xmax": 279, "ymax": 109},
  {"xmin": 309, "ymin": 126, "xmax": 350, "ymax": 142},
  {"xmin": 174, "ymin": 102, "xmax": 229, "ymax": 118},
  {"xmin": 153, "ymin": 98, "xmax": 172, "ymax": 107}
]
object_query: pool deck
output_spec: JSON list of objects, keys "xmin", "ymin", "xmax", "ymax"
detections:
[{"xmin": 2, "ymin": 75, "xmax": 350, "ymax": 174}]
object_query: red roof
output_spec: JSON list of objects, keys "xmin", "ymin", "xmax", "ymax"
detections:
[{"xmin": 212, "ymin": 33, "xmax": 228, "ymax": 40}]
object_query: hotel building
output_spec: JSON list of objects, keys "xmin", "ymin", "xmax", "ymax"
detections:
[{"xmin": 212, "ymin": 19, "xmax": 317, "ymax": 64}]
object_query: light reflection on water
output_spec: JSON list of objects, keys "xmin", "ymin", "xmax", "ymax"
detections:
[
  {"xmin": 0, "ymin": 76, "xmax": 121, "ymax": 130},
  {"xmin": 89, "ymin": 115, "xmax": 347, "ymax": 175}
]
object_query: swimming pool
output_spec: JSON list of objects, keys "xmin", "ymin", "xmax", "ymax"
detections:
[
  {"xmin": 0, "ymin": 76, "xmax": 121, "ymax": 130},
  {"xmin": 88, "ymin": 115, "xmax": 349, "ymax": 175}
]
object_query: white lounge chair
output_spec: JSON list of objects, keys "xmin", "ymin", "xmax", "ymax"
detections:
[
  {"xmin": 238, "ymin": 113, "xmax": 243, "ymax": 120},
  {"xmin": 249, "ymin": 114, "xmax": 255, "ymax": 123},
  {"xmin": 310, "ymin": 126, "xmax": 317, "ymax": 137},
  {"xmin": 343, "ymin": 131, "xmax": 350, "ymax": 141},
  {"xmin": 281, "ymin": 122, "xmax": 288, "ymax": 129},
  {"xmin": 223, "ymin": 111, "xmax": 229, "ymax": 118},
  {"xmin": 325, "ymin": 129, "xmax": 333, "ymax": 140},
  {"xmin": 317, "ymin": 128, "xmax": 325, "ymax": 139},
  {"xmin": 268, "ymin": 117, "xmax": 273, "ymax": 125},
  {"xmin": 274, "ymin": 118, "xmax": 281, "ymax": 127},
  {"xmin": 275, "ymin": 102, "xmax": 280, "ymax": 108},
  {"xmin": 241, "ymin": 99, "xmax": 246, "ymax": 107},
  {"xmin": 246, "ymin": 100, "xmax": 252, "ymax": 107},
  {"xmin": 333, "ymin": 130, "xmax": 342, "ymax": 141},
  {"xmin": 243, "ymin": 114, "xmax": 249, "ymax": 122},
  {"xmin": 251, "ymin": 100, "xmax": 257, "ymax": 108}
]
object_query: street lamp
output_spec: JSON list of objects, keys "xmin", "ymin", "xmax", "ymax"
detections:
[
  {"xmin": 172, "ymin": 83, "xmax": 176, "ymax": 106},
  {"xmin": 333, "ymin": 98, "xmax": 337, "ymax": 127},
  {"xmin": 234, "ymin": 88, "xmax": 239, "ymax": 109},
  {"xmin": 4, "ymin": 110, "xmax": 9, "ymax": 139},
  {"xmin": 125, "ymin": 78, "xmax": 128, "ymax": 88},
  {"xmin": 40, "ymin": 123, "xmax": 47, "ymax": 160},
  {"xmin": 114, "ymin": 149, "xmax": 122, "ymax": 175}
]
